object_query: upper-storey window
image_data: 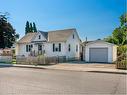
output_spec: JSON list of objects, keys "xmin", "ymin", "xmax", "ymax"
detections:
[{"xmin": 39, "ymin": 35, "xmax": 41, "ymax": 39}]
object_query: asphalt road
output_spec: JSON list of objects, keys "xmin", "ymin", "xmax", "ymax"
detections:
[{"xmin": 0, "ymin": 66, "xmax": 126, "ymax": 95}]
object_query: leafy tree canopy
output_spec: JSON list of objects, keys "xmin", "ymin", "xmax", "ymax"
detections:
[
  {"xmin": 0, "ymin": 12, "xmax": 19, "ymax": 49},
  {"xmin": 104, "ymin": 13, "xmax": 127, "ymax": 45}
]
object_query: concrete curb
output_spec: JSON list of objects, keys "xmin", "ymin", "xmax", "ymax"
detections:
[
  {"xmin": 0, "ymin": 63, "xmax": 46, "ymax": 69},
  {"xmin": 0, "ymin": 63, "xmax": 127, "ymax": 74}
]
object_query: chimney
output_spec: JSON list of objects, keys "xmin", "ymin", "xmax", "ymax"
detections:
[{"xmin": 86, "ymin": 37, "xmax": 87, "ymax": 42}]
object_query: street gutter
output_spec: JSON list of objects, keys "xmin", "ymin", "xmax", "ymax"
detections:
[{"xmin": 0, "ymin": 63, "xmax": 127, "ymax": 74}]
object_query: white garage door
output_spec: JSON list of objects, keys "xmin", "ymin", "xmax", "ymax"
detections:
[{"xmin": 89, "ymin": 48, "xmax": 108, "ymax": 62}]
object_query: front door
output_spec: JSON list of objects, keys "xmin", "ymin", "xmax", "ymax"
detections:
[{"xmin": 38, "ymin": 44, "xmax": 42, "ymax": 55}]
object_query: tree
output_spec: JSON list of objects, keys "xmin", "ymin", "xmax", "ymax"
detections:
[
  {"xmin": 29, "ymin": 23, "xmax": 33, "ymax": 33},
  {"xmin": 104, "ymin": 36, "xmax": 118, "ymax": 44},
  {"xmin": 105, "ymin": 13, "xmax": 127, "ymax": 45},
  {"xmin": 25, "ymin": 21, "xmax": 30, "ymax": 34},
  {"xmin": 0, "ymin": 13, "xmax": 19, "ymax": 49},
  {"xmin": 112, "ymin": 27, "xmax": 127, "ymax": 45},
  {"xmin": 120, "ymin": 13, "xmax": 127, "ymax": 27},
  {"xmin": 25, "ymin": 21, "xmax": 37, "ymax": 34},
  {"xmin": 33, "ymin": 22, "xmax": 37, "ymax": 32}
]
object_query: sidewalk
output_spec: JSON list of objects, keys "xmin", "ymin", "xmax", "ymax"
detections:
[{"xmin": 0, "ymin": 63, "xmax": 127, "ymax": 74}]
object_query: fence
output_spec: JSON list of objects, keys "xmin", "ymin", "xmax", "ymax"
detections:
[
  {"xmin": 0, "ymin": 56, "xmax": 12, "ymax": 63},
  {"xmin": 16, "ymin": 56, "xmax": 67, "ymax": 65},
  {"xmin": 66, "ymin": 57, "xmax": 80, "ymax": 62},
  {"xmin": 116, "ymin": 53, "xmax": 127, "ymax": 70},
  {"xmin": 0, "ymin": 55, "xmax": 80, "ymax": 65},
  {"xmin": 116, "ymin": 61, "xmax": 127, "ymax": 70}
]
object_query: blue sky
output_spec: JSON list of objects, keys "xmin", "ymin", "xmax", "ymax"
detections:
[{"xmin": 0, "ymin": 0, "xmax": 126, "ymax": 41}]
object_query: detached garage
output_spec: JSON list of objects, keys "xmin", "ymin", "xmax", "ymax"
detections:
[{"xmin": 84, "ymin": 40, "xmax": 117, "ymax": 63}]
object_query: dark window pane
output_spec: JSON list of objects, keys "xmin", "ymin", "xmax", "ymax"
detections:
[
  {"xmin": 76, "ymin": 45, "xmax": 78, "ymax": 52},
  {"xmin": 73, "ymin": 34, "xmax": 74, "ymax": 39},
  {"xmin": 29, "ymin": 45, "xmax": 31, "ymax": 51},
  {"xmin": 59, "ymin": 43, "xmax": 61, "ymax": 52},
  {"xmin": 26, "ymin": 45, "xmax": 28, "ymax": 52},
  {"xmin": 53, "ymin": 43, "xmax": 55, "ymax": 52},
  {"xmin": 56, "ymin": 48, "xmax": 58, "ymax": 51},
  {"xmin": 39, "ymin": 35, "xmax": 41, "ymax": 39},
  {"xmin": 68, "ymin": 44, "xmax": 71, "ymax": 52}
]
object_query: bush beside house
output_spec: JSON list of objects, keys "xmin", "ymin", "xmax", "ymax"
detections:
[{"xmin": 116, "ymin": 45, "xmax": 127, "ymax": 69}]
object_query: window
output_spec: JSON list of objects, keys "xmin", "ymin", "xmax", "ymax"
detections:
[
  {"xmin": 73, "ymin": 34, "xmax": 74, "ymax": 39},
  {"xmin": 26, "ymin": 44, "xmax": 33, "ymax": 52},
  {"xmin": 76, "ymin": 45, "xmax": 78, "ymax": 52},
  {"xmin": 53, "ymin": 43, "xmax": 61, "ymax": 52},
  {"xmin": 68, "ymin": 44, "xmax": 71, "ymax": 52},
  {"xmin": 26, "ymin": 45, "xmax": 29, "ymax": 52},
  {"xmin": 53, "ymin": 43, "xmax": 55, "ymax": 52},
  {"xmin": 39, "ymin": 35, "xmax": 41, "ymax": 39},
  {"xmin": 59, "ymin": 43, "xmax": 61, "ymax": 52}
]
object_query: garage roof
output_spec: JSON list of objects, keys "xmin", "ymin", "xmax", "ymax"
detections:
[{"xmin": 85, "ymin": 40, "xmax": 117, "ymax": 46}]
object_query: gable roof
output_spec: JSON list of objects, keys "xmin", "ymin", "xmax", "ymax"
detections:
[
  {"xmin": 82, "ymin": 41, "xmax": 93, "ymax": 46},
  {"xmin": 85, "ymin": 40, "xmax": 117, "ymax": 46},
  {"xmin": 17, "ymin": 28, "xmax": 77, "ymax": 44},
  {"xmin": 48, "ymin": 28, "xmax": 75, "ymax": 42},
  {"xmin": 39, "ymin": 31, "xmax": 48, "ymax": 40},
  {"xmin": 17, "ymin": 33, "xmax": 37, "ymax": 44}
]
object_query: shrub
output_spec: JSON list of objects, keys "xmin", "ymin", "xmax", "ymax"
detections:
[
  {"xmin": 116, "ymin": 45, "xmax": 127, "ymax": 69},
  {"xmin": 117, "ymin": 45, "xmax": 127, "ymax": 56}
]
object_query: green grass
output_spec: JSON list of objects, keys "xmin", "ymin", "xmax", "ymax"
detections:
[{"xmin": 12, "ymin": 59, "xmax": 16, "ymax": 64}]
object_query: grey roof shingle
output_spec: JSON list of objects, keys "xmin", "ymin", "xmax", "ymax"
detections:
[
  {"xmin": 17, "ymin": 33, "xmax": 37, "ymax": 44},
  {"xmin": 17, "ymin": 28, "xmax": 75, "ymax": 43},
  {"xmin": 48, "ymin": 28, "xmax": 75, "ymax": 42}
]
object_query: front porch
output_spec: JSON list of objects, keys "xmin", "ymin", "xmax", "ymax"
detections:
[{"xmin": 30, "ymin": 41, "xmax": 45, "ymax": 56}]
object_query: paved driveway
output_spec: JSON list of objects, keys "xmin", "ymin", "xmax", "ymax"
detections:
[
  {"xmin": 41, "ymin": 63, "xmax": 118, "ymax": 73},
  {"xmin": 58, "ymin": 62, "xmax": 116, "ymax": 68},
  {"xmin": 63, "ymin": 61, "xmax": 116, "ymax": 68},
  {"xmin": 0, "ymin": 66, "xmax": 126, "ymax": 95}
]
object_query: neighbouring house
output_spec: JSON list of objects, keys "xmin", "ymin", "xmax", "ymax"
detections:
[
  {"xmin": 0, "ymin": 49, "xmax": 12, "ymax": 63},
  {"xmin": 82, "ymin": 40, "xmax": 117, "ymax": 63},
  {"xmin": 16, "ymin": 28, "xmax": 81, "ymax": 59},
  {"xmin": 0, "ymin": 48, "xmax": 12, "ymax": 56}
]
